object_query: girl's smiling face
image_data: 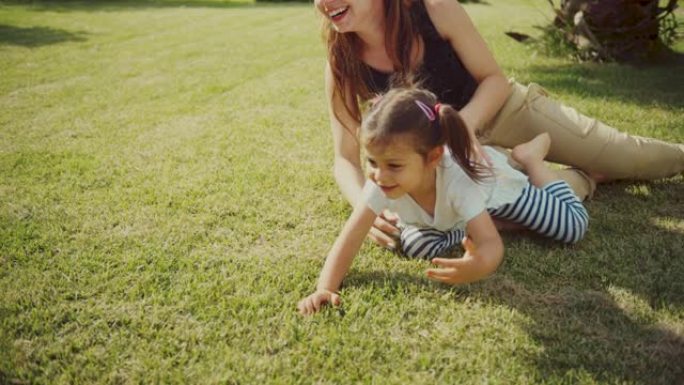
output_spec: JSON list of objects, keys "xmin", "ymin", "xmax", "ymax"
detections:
[
  {"xmin": 314, "ymin": 0, "xmax": 384, "ymax": 33},
  {"xmin": 365, "ymin": 135, "xmax": 442, "ymax": 200}
]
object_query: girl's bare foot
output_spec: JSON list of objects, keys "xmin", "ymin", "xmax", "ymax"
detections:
[{"xmin": 511, "ymin": 133, "xmax": 551, "ymax": 168}]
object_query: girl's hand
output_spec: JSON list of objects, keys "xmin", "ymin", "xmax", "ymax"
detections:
[
  {"xmin": 426, "ymin": 238, "xmax": 485, "ymax": 285},
  {"xmin": 367, "ymin": 210, "xmax": 400, "ymax": 250},
  {"xmin": 297, "ymin": 289, "xmax": 341, "ymax": 316},
  {"xmin": 426, "ymin": 256, "xmax": 478, "ymax": 285}
]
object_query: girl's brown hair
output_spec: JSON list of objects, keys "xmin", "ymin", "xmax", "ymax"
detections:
[
  {"xmin": 323, "ymin": 0, "xmax": 418, "ymax": 131},
  {"xmin": 361, "ymin": 88, "xmax": 484, "ymax": 181}
]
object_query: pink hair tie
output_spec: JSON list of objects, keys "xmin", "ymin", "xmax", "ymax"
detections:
[
  {"xmin": 434, "ymin": 103, "xmax": 441, "ymax": 113},
  {"xmin": 414, "ymin": 100, "xmax": 435, "ymax": 121}
]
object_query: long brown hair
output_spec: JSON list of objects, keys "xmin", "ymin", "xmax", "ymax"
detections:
[
  {"xmin": 323, "ymin": 0, "xmax": 419, "ymax": 131},
  {"xmin": 361, "ymin": 88, "xmax": 484, "ymax": 181}
]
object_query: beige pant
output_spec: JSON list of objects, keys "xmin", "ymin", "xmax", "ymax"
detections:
[{"xmin": 480, "ymin": 81, "xmax": 684, "ymax": 200}]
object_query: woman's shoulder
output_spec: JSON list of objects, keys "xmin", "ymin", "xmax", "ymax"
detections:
[
  {"xmin": 420, "ymin": 0, "xmax": 468, "ymax": 40},
  {"xmin": 422, "ymin": 0, "xmax": 456, "ymax": 13},
  {"xmin": 422, "ymin": 0, "xmax": 464, "ymax": 16},
  {"xmin": 410, "ymin": 0, "xmax": 438, "ymax": 38}
]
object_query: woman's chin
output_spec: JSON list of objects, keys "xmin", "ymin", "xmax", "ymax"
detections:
[
  {"xmin": 330, "ymin": 13, "xmax": 353, "ymax": 32},
  {"xmin": 331, "ymin": 22, "xmax": 350, "ymax": 33}
]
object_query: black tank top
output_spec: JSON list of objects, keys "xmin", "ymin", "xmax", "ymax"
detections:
[{"xmin": 361, "ymin": 1, "xmax": 477, "ymax": 109}]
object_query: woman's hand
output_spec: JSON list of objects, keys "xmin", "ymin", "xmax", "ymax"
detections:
[
  {"xmin": 367, "ymin": 210, "xmax": 400, "ymax": 249},
  {"xmin": 463, "ymin": 124, "xmax": 494, "ymax": 167},
  {"xmin": 297, "ymin": 289, "xmax": 341, "ymax": 316},
  {"xmin": 470, "ymin": 131, "xmax": 493, "ymax": 167}
]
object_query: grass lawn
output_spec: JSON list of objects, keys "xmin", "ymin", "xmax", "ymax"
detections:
[{"xmin": 1, "ymin": 0, "xmax": 683, "ymax": 383}]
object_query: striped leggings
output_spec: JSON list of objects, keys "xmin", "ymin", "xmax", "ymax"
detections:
[{"xmin": 400, "ymin": 181, "xmax": 589, "ymax": 260}]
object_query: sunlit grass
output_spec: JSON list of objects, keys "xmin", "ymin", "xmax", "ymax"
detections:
[{"xmin": 1, "ymin": 0, "xmax": 683, "ymax": 384}]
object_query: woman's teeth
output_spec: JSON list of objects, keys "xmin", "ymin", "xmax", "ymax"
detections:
[{"xmin": 329, "ymin": 6, "xmax": 349, "ymax": 19}]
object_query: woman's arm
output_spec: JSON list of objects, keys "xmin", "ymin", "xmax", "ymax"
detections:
[
  {"xmin": 325, "ymin": 62, "xmax": 366, "ymax": 206},
  {"xmin": 424, "ymin": 0, "xmax": 511, "ymax": 134},
  {"xmin": 298, "ymin": 202, "xmax": 378, "ymax": 315},
  {"xmin": 324, "ymin": 62, "xmax": 400, "ymax": 248},
  {"xmin": 426, "ymin": 211, "xmax": 504, "ymax": 284}
]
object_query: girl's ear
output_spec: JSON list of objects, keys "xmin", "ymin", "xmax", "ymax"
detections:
[{"xmin": 426, "ymin": 145, "xmax": 444, "ymax": 168}]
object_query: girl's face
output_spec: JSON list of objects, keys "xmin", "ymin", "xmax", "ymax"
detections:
[
  {"xmin": 314, "ymin": 0, "xmax": 384, "ymax": 33},
  {"xmin": 365, "ymin": 136, "xmax": 442, "ymax": 200}
]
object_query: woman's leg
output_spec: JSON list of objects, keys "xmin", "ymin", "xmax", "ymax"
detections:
[
  {"xmin": 400, "ymin": 226, "xmax": 466, "ymax": 260},
  {"xmin": 481, "ymin": 83, "xmax": 595, "ymax": 200},
  {"xmin": 488, "ymin": 144, "xmax": 596, "ymax": 202},
  {"xmin": 484, "ymin": 82, "xmax": 684, "ymax": 182},
  {"xmin": 489, "ymin": 181, "xmax": 589, "ymax": 244}
]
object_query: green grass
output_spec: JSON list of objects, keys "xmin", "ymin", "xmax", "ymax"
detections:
[{"xmin": 1, "ymin": 0, "xmax": 683, "ymax": 384}]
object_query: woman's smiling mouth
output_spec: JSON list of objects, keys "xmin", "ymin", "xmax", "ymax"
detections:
[{"xmin": 328, "ymin": 6, "xmax": 349, "ymax": 21}]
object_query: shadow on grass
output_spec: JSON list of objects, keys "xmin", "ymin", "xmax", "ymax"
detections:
[
  {"xmin": 476, "ymin": 278, "xmax": 684, "ymax": 384},
  {"xmin": 492, "ymin": 178, "xmax": 683, "ymax": 383},
  {"xmin": 523, "ymin": 56, "xmax": 684, "ymax": 109},
  {"xmin": 343, "ymin": 178, "xmax": 684, "ymax": 384},
  {"xmin": 342, "ymin": 269, "xmax": 430, "ymax": 293},
  {"xmin": 0, "ymin": 24, "xmax": 88, "ymax": 47},
  {"xmin": 345, "ymin": 269, "xmax": 684, "ymax": 383},
  {"xmin": 512, "ymin": 178, "xmax": 684, "ymax": 309},
  {"xmin": 494, "ymin": 179, "xmax": 683, "ymax": 383}
]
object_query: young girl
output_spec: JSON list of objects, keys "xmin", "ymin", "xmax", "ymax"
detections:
[{"xmin": 297, "ymin": 87, "xmax": 588, "ymax": 316}]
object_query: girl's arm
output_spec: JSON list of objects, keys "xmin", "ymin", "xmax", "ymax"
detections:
[
  {"xmin": 424, "ymin": 0, "xmax": 511, "ymax": 135},
  {"xmin": 426, "ymin": 211, "xmax": 504, "ymax": 285},
  {"xmin": 298, "ymin": 202, "xmax": 378, "ymax": 315},
  {"xmin": 325, "ymin": 62, "xmax": 400, "ymax": 248}
]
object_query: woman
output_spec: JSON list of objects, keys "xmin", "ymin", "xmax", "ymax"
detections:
[{"xmin": 316, "ymin": 0, "xmax": 684, "ymax": 249}]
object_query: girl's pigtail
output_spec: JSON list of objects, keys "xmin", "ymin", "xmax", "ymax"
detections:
[{"xmin": 437, "ymin": 104, "xmax": 484, "ymax": 181}]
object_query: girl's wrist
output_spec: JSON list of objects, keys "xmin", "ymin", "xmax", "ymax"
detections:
[{"xmin": 316, "ymin": 286, "xmax": 339, "ymax": 294}]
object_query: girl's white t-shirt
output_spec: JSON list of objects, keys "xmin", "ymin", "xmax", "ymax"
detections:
[{"xmin": 362, "ymin": 146, "xmax": 528, "ymax": 231}]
